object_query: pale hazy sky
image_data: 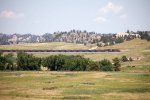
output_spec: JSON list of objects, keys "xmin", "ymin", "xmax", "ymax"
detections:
[{"xmin": 0, "ymin": 0, "xmax": 150, "ymax": 34}]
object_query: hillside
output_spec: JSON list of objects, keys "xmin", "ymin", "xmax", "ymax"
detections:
[
  {"xmin": 84, "ymin": 39, "xmax": 150, "ymax": 68},
  {"xmin": 101, "ymin": 39, "xmax": 150, "ymax": 50},
  {"xmin": 1, "ymin": 38, "xmax": 149, "ymax": 50},
  {"xmin": 1, "ymin": 30, "xmax": 149, "ymax": 45}
]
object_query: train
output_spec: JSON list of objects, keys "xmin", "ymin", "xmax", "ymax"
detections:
[{"xmin": 0, "ymin": 49, "xmax": 120, "ymax": 52}]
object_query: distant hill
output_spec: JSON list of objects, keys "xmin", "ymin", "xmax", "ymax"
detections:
[{"xmin": 0, "ymin": 30, "xmax": 149, "ymax": 45}]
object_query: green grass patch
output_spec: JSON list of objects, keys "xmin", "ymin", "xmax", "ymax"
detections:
[{"xmin": 0, "ymin": 71, "xmax": 150, "ymax": 100}]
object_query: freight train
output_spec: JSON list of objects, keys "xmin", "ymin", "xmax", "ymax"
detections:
[{"xmin": 0, "ymin": 49, "xmax": 120, "ymax": 52}]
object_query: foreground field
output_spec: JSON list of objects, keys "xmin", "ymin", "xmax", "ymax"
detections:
[{"xmin": 0, "ymin": 71, "xmax": 150, "ymax": 100}]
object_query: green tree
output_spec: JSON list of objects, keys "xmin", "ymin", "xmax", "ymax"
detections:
[
  {"xmin": 17, "ymin": 52, "xmax": 41, "ymax": 70},
  {"xmin": 0, "ymin": 53, "xmax": 15, "ymax": 70},
  {"xmin": 4, "ymin": 53, "xmax": 15, "ymax": 70},
  {"xmin": 115, "ymin": 37, "xmax": 124, "ymax": 43},
  {"xmin": 86, "ymin": 61, "xmax": 99, "ymax": 71},
  {"xmin": 99, "ymin": 59, "xmax": 113, "ymax": 71},
  {"xmin": 0, "ymin": 52, "xmax": 5, "ymax": 70},
  {"xmin": 127, "ymin": 29, "xmax": 130, "ymax": 33},
  {"xmin": 113, "ymin": 57, "xmax": 121, "ymax": 71}
]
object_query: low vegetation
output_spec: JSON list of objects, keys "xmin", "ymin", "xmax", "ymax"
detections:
[
  {"xmin": 0, "ymin": 52, "xmax": 120, "ymax": 71},
  {"xmin": 0, "ymin": 53, "xmax": 15, "ymax": 70},
  {"xmin": 0, "ymin": 71, "xmax": 149, "ymax": 100},
  {"xmin": 17, "ymin": 52, "xmax": 41, "ymax": 70}
]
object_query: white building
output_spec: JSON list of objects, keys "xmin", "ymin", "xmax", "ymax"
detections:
[{"xmin": 116, "ymin": 32, "xmax": 129, "ymax": 37}]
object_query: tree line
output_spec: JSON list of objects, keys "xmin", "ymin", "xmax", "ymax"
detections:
[
  {"xmin": 138, "ymin": 31, "xmax": 150, "ymax": 41},
  {"xmin": 0, "ymin": 52, "xmax": 121, "ymax": 71}
]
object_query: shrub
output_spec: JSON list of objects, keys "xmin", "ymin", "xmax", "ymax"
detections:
[
  {"xmin": 129, "ymin": 57, "xmax": 133, "ymax": 61},
  {"xmin": 86, "ymin": 61, "xmax": 99, "ymax": 71},
  {"xmin": 113, "ymin": 57, "xmax": 121, "ymax": 71},
  {"xmin": 42, "ymin": 55, "xmax": 97, "ymax": 71},
  {"xmin": 121, "ymin": 56, "xmax": 128, "ymax": 62},
  {"xmin": 17, "ymin": 52, "xmax": 41, "ymax": 70},
  {"xmin": 99, "ymin": 59, "xmax": 114, "ymax": 71},
  {"xmin": 115, "ymin": 37, "xmax": 124, "ymax": 43},
  {"xmin": 0, "ymin": 52, "xmax": 15, "ymax": 70}
]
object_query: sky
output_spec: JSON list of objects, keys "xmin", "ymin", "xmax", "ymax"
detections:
[{"xmin": 0, "ymin": 0, "xmax": 150, "ymax": 35}]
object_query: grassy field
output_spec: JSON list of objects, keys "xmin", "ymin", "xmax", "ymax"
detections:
[
  {"xmin": 0, "ymin": 42, "xmax": 95, "ymax": 50},
  {"xmin": 0, "ymin": 39, "xmax": 150, "ymax": 100},
  {"xmin": 0, "ymin": 71, "xmax": 150, "ymax": 100}
]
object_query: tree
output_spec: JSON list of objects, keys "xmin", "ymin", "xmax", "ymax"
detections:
[
  {"xmin": 113, "ymin": 58, "xmax": 121, "ymax": 71},
  {"xmin": 42, "ymin": 55, "xmax": 95, "ymax": 71},
  {"xmin": 0, "ymin": 52, "xmax": 5, "ymax": 70},
  {"xmin": 86, "ymin": 61, "xmax": 99, "ymax": 71},
  {"xmin": 0, "ymin": 34, "xmax": 9, "ymax": 45},
  {"xmin": 0, "ymin": 53, "xmax": 15, "ymax": 70},
  {"xmin": 42, "ymin": 33, "xmax": 53, "ymax": 42},
  {"xmin": 129, "ymin": 57, "xmax": 133, "ymax": 62},
  {"xmin": 121, "ymin": 56, "xmax": 128, "ymax": 62},
  {"xmin": 115, "ymin": 37, "xmax": 124, "ymax": 43},
  {"xmin": 4, "ymin": 53, "xmax": 15, "ymax": 70},
  {"xmin": 55, "ymin": 55, "xmax": 65, "ymax": 70},
  {"xmin": 127, "ymin": 29, "xmax": 130, "ymax": 33},
  {"xmin": 99, "ymin": 59, "xmax": 113, "ymax": 71},
  {"xmin": 17, "ymin": 52, "xmax": 41, "ymax": 70}
]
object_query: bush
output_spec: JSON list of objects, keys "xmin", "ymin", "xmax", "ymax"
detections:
[
  {"xmin": 0, "ymin": 52, "xmax": 121, "ymax": 72},
  {"xmin": 113, "ymin": 57, "xmax": 121, "ymax": 71},
  {"xmin": 99, "ymin": 59, "xmax": 114, "ymax": 71},
  {"xmin": 86, "ymin": 61, "xmax": 99, "ymax": 71},
  {"xmin": 129, "ymin": 57, "xmax": 133, "ymax": 61},
  {"xmin": 17, "ymin": 52, "xmax": 41, "ymax": 70},
  {"xmin": 0, "ymin": 52, "xmax": 15, "ymax": 70},
  {"xmin": 42, "ymin": 55, "xmax": 97, "ymax": 71},
  {"xmin": 115, "ymin": 37, "xmax": 124, "ymax": 43},
  {"xmin": 121, "ymin": 56, "xmax": 128, "ymax": 62}
]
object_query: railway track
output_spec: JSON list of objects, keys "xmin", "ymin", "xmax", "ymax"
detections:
[{"xmin": 0, "ymin": 49, "xmax": 120, "ymax": 52}]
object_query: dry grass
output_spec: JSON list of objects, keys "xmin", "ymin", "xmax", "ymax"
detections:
[
  {"xmin": 0, "ymin": 42, "xmax": 96, "ymax": 50},
  {"xmin": 102, "ymin": 92, "xmax": 150, "ymax": 100},
  {"xmin": 0, "ymin": 71, "xmax": 149, "ymax": 100}
]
